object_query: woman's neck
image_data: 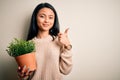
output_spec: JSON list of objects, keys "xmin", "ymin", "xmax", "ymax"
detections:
[{"xmin": 37, "ymin": 31, "xmax": 50, "ymax": 39}]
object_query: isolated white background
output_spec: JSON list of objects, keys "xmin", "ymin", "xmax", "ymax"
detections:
[{"xmin": 0, "ymin": 0, "xmax": 120, "ymax": 80}]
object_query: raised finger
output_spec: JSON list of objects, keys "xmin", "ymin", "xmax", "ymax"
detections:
[
  {"xmin": 25, "ymin": 68, "xmax": 30, "ymax": 76},
  {"xmin": 21, "ymin": 65, "xmax": 26, "ymax": 73}
]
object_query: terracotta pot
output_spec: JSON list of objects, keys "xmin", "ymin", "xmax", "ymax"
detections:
[{"xmin": 15, "ymin": 52, "xmax": 36, "ymax": 71}]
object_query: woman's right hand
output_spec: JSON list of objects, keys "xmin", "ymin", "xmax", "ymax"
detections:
[{"xmin": 17, "ymin": 65, "xmax": 32, "ymax": 80}]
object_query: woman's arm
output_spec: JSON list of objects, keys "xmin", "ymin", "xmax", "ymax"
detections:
[
  {"xmin": 59, "ymin": 47, "xmax": 72, "ymax": 75},
  {"xmin": 58, "ymin": 28, "xmax": 73, "ymax": 75}
]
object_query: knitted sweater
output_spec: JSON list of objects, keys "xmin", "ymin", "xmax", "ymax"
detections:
[{"xmin": 31, "ymin": 35, "xmax": 72, "ymax": 80}]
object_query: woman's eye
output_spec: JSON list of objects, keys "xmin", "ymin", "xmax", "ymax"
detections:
[
  {"xmin": 40, "ymin": 15, "xmax": 44, "ymax": 18},
  {"xmin": 49, "ymin": 17, "xmax": 53, "ymax": 19}
]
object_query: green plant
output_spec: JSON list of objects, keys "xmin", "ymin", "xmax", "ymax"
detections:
[{"xmin": 6, "ymin": 38, "xmax": 35, "ymax": 57}]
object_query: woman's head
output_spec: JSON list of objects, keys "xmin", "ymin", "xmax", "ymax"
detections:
[
  {"xmin": 36, "ymin": 7, "xmax": 55, "ymax": 32},
  {"xmin": 27, "ymin": 3, "xmax": 60, "ymax": 40}
]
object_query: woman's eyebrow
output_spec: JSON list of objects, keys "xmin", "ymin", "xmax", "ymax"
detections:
[{"xmin": 39, "ymin": 13, "xmax": 54, "ymax": 16}]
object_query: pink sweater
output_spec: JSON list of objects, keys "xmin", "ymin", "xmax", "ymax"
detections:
[{"xmin": 31, "ymin": 35, "xmax": 72, "ymax": 80}]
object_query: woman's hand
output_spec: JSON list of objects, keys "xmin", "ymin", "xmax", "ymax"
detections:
[
  {"xmin": 17, "ymin": 65, "xmax": 32, "ymax": 80},
  {"xmin": 58, "ymin": 28, "xmax": 71, "ymax": 48}
]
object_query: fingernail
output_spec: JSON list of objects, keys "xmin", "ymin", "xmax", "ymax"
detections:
[
  {"xmin": 18, "ymin": 66, "xmax": 21, "ymax": 70},
  {"xmin": 28, "ymin": 67, "xmax": 30, "ymax": 72},
  {"xmin": 21, "ymin": 65, "xmax": 26, "ymax": 73},
  {"xmin": 23, "ymin": 65, "xmax": 26, "ymax": 69}
]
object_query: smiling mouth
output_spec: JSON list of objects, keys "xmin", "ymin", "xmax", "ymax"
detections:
[{"xmin": 43, "ymin": 24, "xmax": 49, "ymax": 27}]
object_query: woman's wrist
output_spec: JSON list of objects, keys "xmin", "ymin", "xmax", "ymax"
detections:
[{"xmin": 64, "ymin": 44, "xmax": 72, "ymax": 50}]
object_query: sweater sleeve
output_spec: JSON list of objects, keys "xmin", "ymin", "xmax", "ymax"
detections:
[{"xmin": 59, "ymin": 47, "xmax": 73, "ymax": 75}]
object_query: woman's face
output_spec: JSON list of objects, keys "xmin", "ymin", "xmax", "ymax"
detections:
[{"xmin": 36, "ymin": 8, "xmax": 55, "ymax": 32}]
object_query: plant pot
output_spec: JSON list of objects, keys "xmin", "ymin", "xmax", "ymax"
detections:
[{"xmin": 15, "ymin": 52, "xmax": 36, "ymax": 71}]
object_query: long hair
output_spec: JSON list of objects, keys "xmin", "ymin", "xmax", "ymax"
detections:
[{"xmin": 27, "ymin": 3, "xmax": 60, "ymax": 40}]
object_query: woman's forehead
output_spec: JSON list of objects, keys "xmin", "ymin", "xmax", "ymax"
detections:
[{"xmin": 38, "ymin": 8, "xmax": 55, "ymax": 16}]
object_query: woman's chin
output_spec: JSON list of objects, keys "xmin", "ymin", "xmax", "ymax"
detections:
[{"xmin": 40, "ymin": 28, "xmax": 50, "ymax": 32}]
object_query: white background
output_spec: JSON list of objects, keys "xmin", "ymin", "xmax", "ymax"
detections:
[{"xmin": 0, "ymin": 0, "xmax": 120, "ymax": 80}]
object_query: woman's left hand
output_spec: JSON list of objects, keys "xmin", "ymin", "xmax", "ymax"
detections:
[{"xmin": 58, "ymin": 28, "xmax": 71, "ymax": 47}]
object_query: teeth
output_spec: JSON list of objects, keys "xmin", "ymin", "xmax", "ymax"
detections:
[{"xmin": 43, "ymin": 24, "xmax": 49, "ymax": 27}]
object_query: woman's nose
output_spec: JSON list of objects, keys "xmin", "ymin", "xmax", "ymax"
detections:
[{"xmin": 44, "ymin": 17, "xmax": 49, "ymax": 22}]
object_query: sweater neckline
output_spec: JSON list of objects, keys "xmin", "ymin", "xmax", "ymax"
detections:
[{"xmin": 34, "ymin": 35, "xmax": 52, "ymax": 42}]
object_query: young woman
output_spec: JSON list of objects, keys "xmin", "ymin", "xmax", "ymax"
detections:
[{"xmin": 18, "ymin": 2, "xmax": 72, "ymax": 80}]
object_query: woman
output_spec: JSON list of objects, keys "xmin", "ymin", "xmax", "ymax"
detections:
[{"xmin": 18, "ymin": 2, "xmax": 72, "ymax": 80}]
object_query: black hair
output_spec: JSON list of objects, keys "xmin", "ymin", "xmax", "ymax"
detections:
[{"xmin": 27, "ymin": 3, "xmax": 60, "ymax": 40}]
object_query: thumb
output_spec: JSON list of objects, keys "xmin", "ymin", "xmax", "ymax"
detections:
[{"xmin": 64, "ymin": 28, "xmax": 69, "ymax": 34}]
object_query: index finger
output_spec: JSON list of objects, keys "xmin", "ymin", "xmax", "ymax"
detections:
[{"xmin": 21, "ymin": 65, "xmax": 26, "ymax": 73}]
